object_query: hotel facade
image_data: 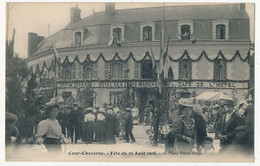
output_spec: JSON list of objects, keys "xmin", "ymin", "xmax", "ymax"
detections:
[{"xmin": 26, "ymin": 3, "xmax": 251, "ymax": 111}]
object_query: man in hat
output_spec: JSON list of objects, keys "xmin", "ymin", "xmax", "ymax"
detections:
[
  {"xmin": 124, "ymin": 108, "xmax": 136, "ymax": 143},
  {"xmin": 211, "ymin": 104, "xmax": 222, "ymax": 138},
  {"xmin": 216, "ymin": 99, "xmax": 243, "ymax": 154},
  {"xmin": 168, "ymin": 98, "xmax": 197, "ymax": 153},
  {"xmin": 6, "ymin": 112, "xmax": 19, "ymax": 145},
  {"xmin": 68, "ymin": 103, "xmax": 84, "ymax": 144},
  {"xmin": 192, "ymin": 101, "xmax": 207, "ymax": 150}
]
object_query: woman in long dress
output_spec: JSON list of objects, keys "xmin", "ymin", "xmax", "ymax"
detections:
[
  {"xmin": 82, "ymin": 107, "xmax": 95, "ymax": 143},
  {"xmin": 105, "ymin": 109, "xmax": 116, "ymax": 144},
  {"xmin": 94, "ymin": 108, "xmax": 106, "ymax": 143},
  {"xmin": 35, "ymin": 98, "xmax": 65, "ymax": 153}
]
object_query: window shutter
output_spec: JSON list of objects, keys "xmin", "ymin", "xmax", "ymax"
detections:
[
  {"xmin": 124, "ymin": 61, "xmax": 128, "ymax": 78},
  {"xmin": 93, "ymin": 63, "xmax": 98, "ymax": 78},
  {"xmin": 78, "ymin": 63, "xmax": 83, "ymax": 79},
  {"xmin": 105, "ymin": 62, "xmax": 110, "ymax": 79},
  {"xmin": 134, "ymin": 61, "xmax": 140, "ymax": 79}
]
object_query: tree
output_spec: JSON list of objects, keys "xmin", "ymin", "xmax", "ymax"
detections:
[
  {"xmin": 118, "ymin": 89, "xmax": 134, "ymax": 111},
  {"xmin": 77, "ymin": 84, "xmax": 94, "ymax": 108},
  {"xmin": 6, "ymin": 29, "xmax": 29, "ymax": 117}
]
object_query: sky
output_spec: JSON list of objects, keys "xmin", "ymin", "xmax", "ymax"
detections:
[{"xmin": 6, "ymin": 1, "xmax": 255, "ymax": 59}]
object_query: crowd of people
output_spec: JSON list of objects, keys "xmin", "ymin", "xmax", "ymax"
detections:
[
  {"xmin": 6, "ymin": 95, "xmax": 254, "ymax": 156},
  {"xmin": 32, "ymin": 99, "xmax": 137, "ymax": 152},
  {"xmin": 164, "ymin": 97, "xmax": 254, "ymax": 156}
]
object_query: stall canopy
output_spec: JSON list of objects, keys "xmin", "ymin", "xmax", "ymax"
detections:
[{"xmin": 195, "ymin": 92, "xmax": 233, "ymax": 101}]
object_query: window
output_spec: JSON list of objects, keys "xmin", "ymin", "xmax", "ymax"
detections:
[
  {"xmin": 72, "ymin": 63, "xmax": 77, "ymax": 79},
  {"xmin": 83, "ymin": 62, "xmax": 98, "ymax": 79},
  {"xmin": 78, "ymin": 63, "xmax": 83, "ymax": 79},
  {"xmin": 168, "ymin": 67, "xmax": 174, "ymax": 80},
  {"xmin": 62, "ymin": 63, "xmax": 71, "ymax": 80},
  {"xmin": 110, "ymin": 91, "xmax": 123, "ymax": 105},
  {"xmin": 123, "ymin": 61, "xmax": 129, "ymax": 78},
  {"xmin": 181, "ymin": 25, "xmax": 190, "ymax": 40},
  {"xmin": 177, "ymin": 20, "xmax": 193, "ymax": 40},
  {"xmin": 48, "ymin": 70, "xmax": 54, "ymax": 79},
  {"xmin": 71, "ymin": 62, "xmax": 83, "ymax": 79},
  {"xmin": 179, "ymin": 59, "xmax": 192, "ymax": 79},
  {"xmin": 110, "ymin": 24, "xmax": 125, "ymax": 44},
  {"xmin": 113, "ymin": 28, "xmax": 122, "ymax": 43},
  {"xmin": 143, "ymin": 26, "xmax": 152, "ymax": 41},
  {"xmin": 212, "ymin": 20, "xmax": 229, "ymax": 40},
  {"xmin": 216, "ymin": 24, "xmax": 226, "ymax": 39},
  {"xmin": 57, "ymin": 64, "xmax": 62, "ymax": 79},
  {"xmin": 104, "ymin": 61, "xmax": 128, "ymax": 79},
  {"xmin": 111, "ymin": 61, "xmax": 124, "ymax": 79},
  {"xmin": 134, "ymin": 62, "xmax": 140, "ymax": 79},
  {"xmin": 140, "ymin": 60, "xmax": 156, "ymax": 79},
  {"xmin": 214, "ymin": 59, "xmax": 227, "ymax": 80},
  {"xmin": 140, "ymin": 22, "xmax": 155, "ymax": 41},
  {"xmin": 105, "ymin": 62, "xmax": 110, "ymax": 79},
  {"xmin": 75, "ymin": 32, "xmax": 81, "ymax": 46},
  {"xmin": 42, "ymin": 70, "xmax": 47, "ymax": 79}
]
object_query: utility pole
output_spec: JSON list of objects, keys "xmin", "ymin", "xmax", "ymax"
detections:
[
  {"xmin": 6, "ymin": 3, "xmax": 9, "ymax": 41},
  {"xmin": 6, "ymin": 3, "xmax": 15, "ymax": 42}
]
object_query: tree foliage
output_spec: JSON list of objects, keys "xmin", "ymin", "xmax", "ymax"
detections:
[
  {"xmin": 6, "ymin": 32, "xmax": 29, "ymax": 117},
  {"xmin": 77, "ymin": 83, "xmax": 94, "ymax": 108},
  {"xmin": 118, "ymin": 89, "xmax": 134, "ymax": 111}
]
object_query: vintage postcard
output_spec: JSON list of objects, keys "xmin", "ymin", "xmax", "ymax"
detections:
[{"xmin": 4, "ymin": 1, "xmax": 255, "ymax": 162}]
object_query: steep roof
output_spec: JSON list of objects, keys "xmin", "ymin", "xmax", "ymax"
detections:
[
  {"xmin": 63, "ymin": 4, "xmax": 249, "ymax": 30},
  {"xmin": 32, "ymin": 4, "xmax": 249, "ymax": 56}
]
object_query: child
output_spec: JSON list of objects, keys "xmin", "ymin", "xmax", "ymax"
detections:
[{"xmin": 199, "ymin": 136, "xmax": 217, "ymax": 154}]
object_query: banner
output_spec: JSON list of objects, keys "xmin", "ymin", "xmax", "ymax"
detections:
[{"xmin": 56, "ymin": 80, "xmax": 248, "ymax": 89}]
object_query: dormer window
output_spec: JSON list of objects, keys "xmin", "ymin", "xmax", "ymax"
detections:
[
  {"xmin": 140, "ymin": 22, "xmax": 155, "ymax": 41},
  {"xmin": 109, "ymin": 24, "xmax": 125, "ymax": 46},
  {"xmin": 216, "ymin": 24, "xmax": 226, "ymax": 39},
  {"xmin": 181, "ymin": 25, "xmax": 190, "ymax": 40},
  {"xmin": 75, "ymin": 32, "xmax": 81, "ymax": 46},
  {"xmin": 113, "ymin": 28, "xmax": 122, "ymax": 42},
  {"xmin": 73, "ymin": 29, "xmax": 85, "ymax": 46},
  {"xmin": 143, "ymin": 26, "xmax": 152, "ymax": 41},
  {"xmin": 212, "ymin": 20, "xmax": 229, "ymax": 40},
  {"xmin": 177, "ymin": 20, "xmax": 193, "ymax": 40}
]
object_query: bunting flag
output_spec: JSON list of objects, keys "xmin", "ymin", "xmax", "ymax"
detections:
[
  {"xmin": 49, "ymin": 43, "xmax": 59, "ymax": 59},
  {"xmin": 164, "ymin": 36, "xmax": 171, "ymax": 79},
  {"xmin": 6, "ymin": 28, "xmax": 16, "ymax": 59},
  {"xmin": 190, "ymin": 33, "xmax": 196, "ymax": 44},
  {"xmin": 116, "ymin": 37, "xmax": 121, "ymax": 47},
  {"xmin": 148, "ymin": 40, "xmax": 156, "ymax": 69},
  {"xmin": 49, "ymin": 43, "xmax": 58, "ymax": 97},
  {"xmin": 157, "ymin": 3, "xmax": 165, "ymax": 94},
  {"xmin": 108, "ymin": 35, "xmax": 114, "ymax": 46}
]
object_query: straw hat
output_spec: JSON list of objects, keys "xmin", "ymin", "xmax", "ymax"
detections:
[
  {"xmin": 178, "ymin": 98, "xmax": 195, "ymax": 108},
  {"xmin": 99, "ymin": 107, "xmax": 106, "ymax": 113},
  {"xmin": 212, "ymin": 104, "xmax": 220, "ymax": 109},
  {"xmin": 219, "ymin": 99, "xmax": 234, "ymax": 107},
  {"xmin": 107, "ymin": 109, "xmax": 113, "ymax": 114},
  {"xmin": 45, "ymin": 97, "xmax": 60, "ymax": 109}
]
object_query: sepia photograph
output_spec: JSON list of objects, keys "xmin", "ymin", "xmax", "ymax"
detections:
[{"xmin": 3, "ymin": 0, "xmax": 256, "ymax": 163}]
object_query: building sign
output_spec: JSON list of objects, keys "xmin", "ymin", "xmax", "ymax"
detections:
[{"xmin": 57, "ymin": 80, "xmax": 248, "ymax": 89}]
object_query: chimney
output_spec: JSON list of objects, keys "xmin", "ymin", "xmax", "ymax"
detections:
[
  {"xmin": 28, "ymin": 32, "xmax": 44, "ymax": 57},
  {"xmin": 105, "ymin": 3, "xmax": 115, "ymax": 16},
  {"xmin": 239, "ymin": 3, "xmax": 245, "ymax": 10},
  {"xmin": 70, "ymin": 5, "xmax": 81, "ymax": 23}
]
